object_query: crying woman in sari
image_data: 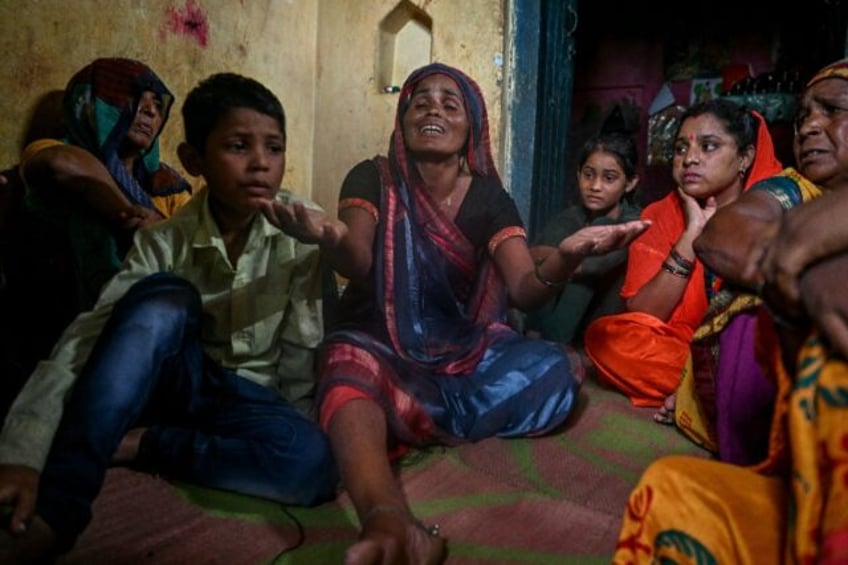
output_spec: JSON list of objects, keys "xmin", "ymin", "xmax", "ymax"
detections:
[{"xmin": 266, "ymin": 63, "xmax": 650, "ymax": 564}]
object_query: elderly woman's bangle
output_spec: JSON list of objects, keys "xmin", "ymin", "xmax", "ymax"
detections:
[{"xmin": 534, "ymin": 260, "xmax": 568, "ymax": 289}]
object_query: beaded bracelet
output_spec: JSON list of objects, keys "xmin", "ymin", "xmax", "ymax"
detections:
[
  {"xmin": 661, "ymin": 261, "xmax": 692, "ymax": 278},
  {"xmin": 669, "ymin": 249, "xmax": 695, "ymax": 271},
  {"xmin": 534, "ymin": 260, "xmax": 568, "ymax": 289}
]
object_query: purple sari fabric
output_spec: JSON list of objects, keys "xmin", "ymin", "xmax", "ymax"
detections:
[{"xmin": 714, "ymin": 310, "xmax": 775, "ymax": 464}]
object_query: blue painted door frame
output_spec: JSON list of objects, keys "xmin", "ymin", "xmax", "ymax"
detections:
[{"xmin": 505, "ymin": 0, "xmax": 577, "ymax": 239}]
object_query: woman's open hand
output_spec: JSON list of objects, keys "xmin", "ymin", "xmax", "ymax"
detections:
[
  {"xmin": 558, "ymin": 219, "xmax": 651, "ymax": 258},
  {"xmin": 260, "ymin": 199, "xmax": 347, "ymax": 247}
]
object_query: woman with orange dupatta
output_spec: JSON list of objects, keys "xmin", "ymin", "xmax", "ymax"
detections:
[
  {"xmin": 613, "ymin": 58, "xmax": 848, "ymax": 564},
  {"xmin": 583, "ymin": 99, "xmax": 782, "ymax": 411}
]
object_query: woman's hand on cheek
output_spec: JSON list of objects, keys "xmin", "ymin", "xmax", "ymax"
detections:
[{"xmin": 678, "ymin": 188, "xmax": 716, "ymax": 236}]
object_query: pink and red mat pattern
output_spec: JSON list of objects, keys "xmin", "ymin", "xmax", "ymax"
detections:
[{"xmin": 61, "ymin": 379, "xmax": 707, "ymax": 564}]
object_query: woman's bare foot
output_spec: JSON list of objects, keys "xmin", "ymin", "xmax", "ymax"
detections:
[
  {"xmin": 653, "ymin": 393, "xmax": 677, "ymax": 425},
  {"xmin": 0, "ymin": 515, "xmax": 57, "ymax": 564},
  {"xmin": 345, "ymin": 505, "xmax": 446, "ymax": 565},
  {"xmin": 111, "ymin": 427, "xmax": 147, "ymax": 465}
]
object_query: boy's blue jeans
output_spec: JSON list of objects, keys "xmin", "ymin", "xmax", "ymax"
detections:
[{"xmin": 36, "ymin": 273, "xmax": 339, "ymax": 552}]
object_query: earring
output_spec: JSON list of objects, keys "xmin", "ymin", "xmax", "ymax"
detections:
[{"xmin": 739, "ymin": 167, "xmax": 747, "ymax": 178}]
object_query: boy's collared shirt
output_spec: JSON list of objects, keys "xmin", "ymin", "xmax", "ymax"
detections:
[{"xmin": 0, "ymin": 187, "xmax": 324, "ymax": 471}]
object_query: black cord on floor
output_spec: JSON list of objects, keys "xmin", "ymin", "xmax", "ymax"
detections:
[
  {"xmin": 270, "ymin": 505, "xmax": 305, "ymax": 562},
  {"xmin": 269, "ymin": 447, "xmax": 441, "ymax": 562},
  {"xmin": 397, "ymin": 444, "xmax": 446, "ymax": 468}
]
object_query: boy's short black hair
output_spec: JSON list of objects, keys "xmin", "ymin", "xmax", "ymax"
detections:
[{"xmin": 182, "ymin": 73, "xmax": 286, "ymax": 153}]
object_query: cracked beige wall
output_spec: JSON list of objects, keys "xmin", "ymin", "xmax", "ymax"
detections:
[{"xmin": 0, "ymin": 0, "xmax": 504, "ymax": 210}]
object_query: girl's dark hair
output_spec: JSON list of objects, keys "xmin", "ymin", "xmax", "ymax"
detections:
[
  {"xmin": 676, "ymin": 98, "xmax": 757, "ymax": 154},
  {"xmin": 578, "ymin": 132, "xmax": 639, "ymax": 179},
  {"xmin": 577, "ymin": 131, "xmax": 640, "ymax": 205},
  {"xmin": 182, "ymin": 73, "xmax": 286, "ymax": 154}
]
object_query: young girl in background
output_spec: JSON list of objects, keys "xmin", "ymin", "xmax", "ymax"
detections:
[{"xmin": 525, "ymin": 131, "xmax": 641, "ymax": 346}]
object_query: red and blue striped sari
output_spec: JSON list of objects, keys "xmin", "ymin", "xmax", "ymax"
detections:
[{"xmin": 317, "ymin": 63, "xmax": 578, "ymax": 447}]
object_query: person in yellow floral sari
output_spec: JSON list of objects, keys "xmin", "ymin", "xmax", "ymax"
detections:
[
  {"xmin": 614, "ymin": 58, "xmax": 848, "ymax": 564},
  {"xmin": 672, "ymin": 167, "xmax": 820, "ymax": 464}
]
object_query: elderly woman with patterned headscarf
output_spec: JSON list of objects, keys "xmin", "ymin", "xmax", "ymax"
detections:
[
  {"xmin": 263, "ymin": 62, "xmax": 649, "ymax": 563},
  {"xmin": 20, "ymin": 58, "xmax": 191, "ymax": 310},
  {"xmin": 613, "ymin": 58, "xmax": 848, "ymax": 565}
]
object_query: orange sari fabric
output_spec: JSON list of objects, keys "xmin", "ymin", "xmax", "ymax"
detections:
[
  {"xmin": 584, "ymin": 194, "xmax": 708, "ymax": 407},
  {"xmin": 613, "ymin": 325, "xmax": 848, "ymax": 564},
  {"xmin": 584, "ymin": 112, "xmax": 782, "ymax": 407}
]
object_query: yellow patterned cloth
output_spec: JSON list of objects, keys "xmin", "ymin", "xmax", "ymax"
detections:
[
  {"xmin": 674, "ymin": 167, "xmax": 823, "ymax": 457},
  {"xmin": 806, "ymin": 57, "xmax": 848, "ymax": 87},
  {"xmin": 616, "ymin": 58, "xmax": 848, "ymax": 564},
  {"xmin": 614, "ymin": 323, "xmax": 848, "ymax": 564}
]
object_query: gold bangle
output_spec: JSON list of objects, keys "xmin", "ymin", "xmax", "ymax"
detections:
[{"xmin": 534, "ymin": 260, "xmax": 568, "ymax": 289}]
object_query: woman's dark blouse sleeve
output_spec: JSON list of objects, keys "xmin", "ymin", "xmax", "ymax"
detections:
[
  {"xmin": 339, "ymin": 160, "xmax": 524, "ymax": 250},
  {"xmin": 339, "ymin": 160, "xmax": 381, "ymax": 202}
]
